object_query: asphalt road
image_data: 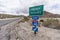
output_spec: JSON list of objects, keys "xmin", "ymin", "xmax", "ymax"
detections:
[{"xmin": 0, "ymin": 18, "xmax": 21, "ymax": 27}]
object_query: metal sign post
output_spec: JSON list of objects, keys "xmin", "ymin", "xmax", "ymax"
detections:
[{"xmin": 29, "ymin": 5, "xmax": 44, "ymax": 35}]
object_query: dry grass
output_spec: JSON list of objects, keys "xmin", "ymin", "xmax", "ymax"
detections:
[
  {"xmin": 23, "ymin": 17, "xmax": 29, "ymax": 22},
  {"xmin": 0, "ymin": 14, "xmax": 20, "ymax": 19},
  {"xmin": 43, "ymin": 19, "xmax": 60, "ymax": 29}
]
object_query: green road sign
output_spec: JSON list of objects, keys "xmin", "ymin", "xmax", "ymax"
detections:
[{"xmin": 29, "ymin": 5, "xmax": 44, "ymax": 16}]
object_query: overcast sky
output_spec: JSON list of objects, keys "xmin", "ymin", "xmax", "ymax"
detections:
[{"xmin": 0, "ymin": 0, "xmax": 60, "ymax": 16}]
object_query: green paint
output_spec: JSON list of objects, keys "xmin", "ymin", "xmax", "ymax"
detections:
[{"xmin": 29, "ymin": 5, "xmax": 44, "ymax": 16}]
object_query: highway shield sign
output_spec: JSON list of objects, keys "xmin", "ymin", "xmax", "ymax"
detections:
[
  {"xmin": 32, "ymin": 21, "xmax": 38, "ymax": 26},
  {"xmin": 32, "ymin": 16, "xmax": 39, "ymax": 20}
]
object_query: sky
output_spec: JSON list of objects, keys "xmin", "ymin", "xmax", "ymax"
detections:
[{"xmin": 0, "ymin": 0, "xmax": 60, "ymax": 16}]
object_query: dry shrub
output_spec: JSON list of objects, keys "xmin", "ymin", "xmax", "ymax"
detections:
[
  {"xmin": 20, "ymin": 17, "xmax": 29, "ymax": 22},
  {"xmin": 43, "ymin": 19, "xmax": 60, "ymax": 29}
]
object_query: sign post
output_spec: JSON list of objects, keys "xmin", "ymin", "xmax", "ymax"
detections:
[{"xmin": 29, "ymin": 5, "xmax": 44, "ymax": 35}]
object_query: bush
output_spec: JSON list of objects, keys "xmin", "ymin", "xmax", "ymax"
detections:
[
  {"xmin": 43, "ymin": 19, "xmax": 60, "ymax": 29},
  {"xmin": 23, "ymin": 17, "xmax": 29, "ymax": 22}
]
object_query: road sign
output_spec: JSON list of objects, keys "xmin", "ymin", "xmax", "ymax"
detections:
[
  {"xmin": 32, "ymin": 21, "xmax": 38, "ymax": 26},
  {"xmin": 34, "ymin": 28, "xmax": 38, "ymax": 32},
  {"xmin": 32, "ymin": 26, "xmax": 36, "ymax": 31},
  {"xmin": 32, "ymin": 20, "xmax": 38, "ymax": 22},
  {"xmin": 32, "ymin": 16, "xmax": 39, "ymax": 20},
  {"xmin": 32, "ymin": 26, "xmax": 38, "ymax": 32},
  {"xmin": 29, "ymin": 5, "xmax": 44, "ymax": 16}
]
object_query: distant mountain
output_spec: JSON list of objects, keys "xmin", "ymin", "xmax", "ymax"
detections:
[
  {"xmin": 28, "ymin": 11, "xmax": 60, "ymax": 18},
  {"xmin": 0, "ymin": 14, "xmax": 20, "ymax": 19},
  {"xmin": 41, "ymin": 11, "xmax": 60, "ymax": 18},
  {"xmin": 0, "ymin": 11, "xmax": 60, "ymax": 19}
]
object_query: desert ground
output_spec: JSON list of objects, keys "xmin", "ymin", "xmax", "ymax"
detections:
[{"xmin": 0, "ymin": 18, "xmax": 60, "ymax": 40}]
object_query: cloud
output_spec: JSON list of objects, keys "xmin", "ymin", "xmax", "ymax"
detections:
[
  {"xmin": 44, "ymin": 0, "xmax": 60, "ymax": 14},
  {"xmin": 0, "ymin": 0, "xmax": 44, "ymax": 16},
  {"xmin": 51, "ymin": 4, "xmax": 60, "ymax": 9},
  {"xmin": 0, "ymin": 0, "xmax": 60, "ymax": 16}
]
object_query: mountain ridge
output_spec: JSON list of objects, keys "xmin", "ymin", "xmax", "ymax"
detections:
[
  {"xmin": 41, "ymin": 11, "xmax": 60, "ymax": 18},
  {"xmin": 0, "ymin": 11, "xmax": 60, "ymax": 19}
]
